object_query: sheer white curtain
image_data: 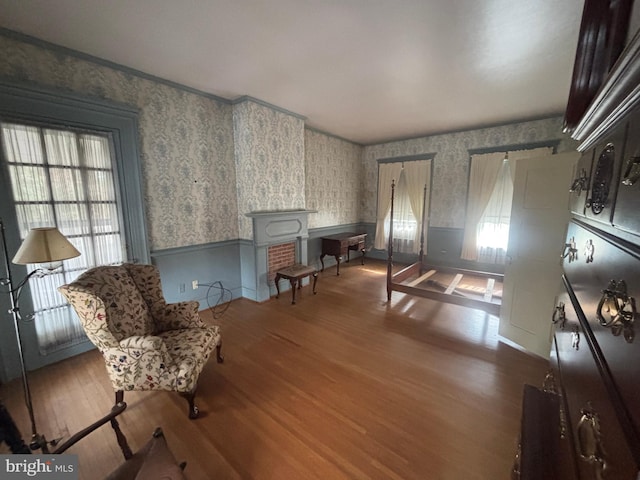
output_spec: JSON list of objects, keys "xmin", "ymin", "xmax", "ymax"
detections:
[
  {"xmin": 386, "ymin": 173, "xmax": 416, "ymax": 253},
  {"xmin": 476, "ymin": 159, "xmax": 513, "ymax": 263},
  {"xmin": 375, "ymin": 160, "xmax": 430, "ymax": 254},
  {"xmin": 374, "ymin": 162, "xmax": 403, "ymax": 249},
  {"xmin": 403, "ymin": 159, "xmax": 431, "ymax": 254},
  {"xmin": 462, "ymin": 147, "xmax": 554, "ymax": 263},
  {"xmin": 1, "ymin": 122, "xmax": 125, "ymax": 353},
  {"xmin": 461, "ymin": 152, "xmax": 505, "ymax": 260}
]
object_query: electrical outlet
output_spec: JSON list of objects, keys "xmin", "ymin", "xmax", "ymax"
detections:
[
  {"xmin": 192, "ymin": 280, "xmax": 198, "ymax": 290},
  {"xmin": 179, "ymin": 283, "xmax": 185, "ymax": 293}
]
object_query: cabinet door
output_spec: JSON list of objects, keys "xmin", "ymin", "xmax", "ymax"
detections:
[{"xmin": 613, "ymin": 110, "xmax": 640, "ymax": 237}]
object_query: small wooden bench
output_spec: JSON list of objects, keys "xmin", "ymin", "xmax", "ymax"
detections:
[{"xmin": 274, "ymin": 264, "xmax": 318, "ymax": 304}]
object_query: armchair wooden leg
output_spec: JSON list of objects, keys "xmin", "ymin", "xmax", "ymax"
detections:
[
  {"xmin": 110, "ymin": 415, "xmax": 133, "ymax": 460},
  {"xmin": 115, "ymin": 390, "xmax": 124, "ymax": 406},
  {"xmin": 216, "ymin": 342, "xmax": 224, "ymax": 363},
  {"xmin": 180, "ymin": 389, "xmax": 199, "ymax": 419}
]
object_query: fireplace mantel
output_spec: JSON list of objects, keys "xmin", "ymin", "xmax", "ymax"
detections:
[
  {"xmin": 246, "ymin": 209, "xmax": 317, "ymax": 247},
  {"xmin": 241, "ymin": 209, "xmax": 316, "ymax": 302}
]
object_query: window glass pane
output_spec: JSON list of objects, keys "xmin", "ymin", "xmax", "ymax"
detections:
[
  {"xmin": 1, "ymin": 124, "xmax": 43, "ymax": 164},
  {"xmin": 55, "ymin": 204, "xmax": 91, "ymax": 236},
  {"xmin": 91, "ymin": 204, "xmax": 120, "ymax": 233},
  {"xmin": 86, "ymin": 170, "xmax": 116, "ymax": 201},
  {"xmin": 8, "ymin": 165, "xmax": 51, "ymax": 202},
  {"xmin": 49, "ymin": 167, "xmax": 85, "ymax": 202},
  {"xmin": 14, "ymin": 204, "xmax": 55, "ymax": 235},
  {"xmin": 80, "ymin": 134, "xmax": 112, "ymax": 168},
  {"xmin": 44, "ymin": 129, "xmax": 80, "ymax": 167},
  {"xmin": 94, "ymin": 234, "xmax": 124, "ymax": 264},
  {"xmin": 65, "ymin": 236, "xmax": 95, "ymax": 270},
  {"xmin": 29, "ymin": 273, "xmax": 67, "ymax": 312}
]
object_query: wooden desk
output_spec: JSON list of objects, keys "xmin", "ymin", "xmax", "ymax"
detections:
[{"xmin": 320, "ymin": 232, "xmax": 367, "ymax": 276}]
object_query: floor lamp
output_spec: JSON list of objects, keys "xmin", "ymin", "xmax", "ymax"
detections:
[{"xmin": 0, "ymin": 218, "xmax": 80, "ymax": 452}]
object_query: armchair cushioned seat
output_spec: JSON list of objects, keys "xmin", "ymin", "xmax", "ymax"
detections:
[{"xmin": 59, "ymin": 263, "xmax": 224, "ymax": 418}]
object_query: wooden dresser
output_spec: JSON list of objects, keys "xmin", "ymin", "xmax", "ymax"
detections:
[{"xmin": 515, "ymin": 1, "xmax": 640, "ymax": 478}]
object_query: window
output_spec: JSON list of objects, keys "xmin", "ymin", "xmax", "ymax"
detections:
[
  {"xmin": 384, "ymin": 172, "xmax": 422, "ymax": 253},
  {"xmin": 1, "ymin": 122, "xmax": 125, "ymax": 353},
  {"xmin": 475, "ymin": 158, "xmax": 513, "ymax": 263},
  {"xmin": 0, "ymin": 83, "xmax": 148, "ymax": 376},
  {"xmin": 375, "ymin": 158, "xmax": 431, "ymax": 254},
  {"xmin": 461, "ymin": 146, "xmax": 553, "ymax": 264}
]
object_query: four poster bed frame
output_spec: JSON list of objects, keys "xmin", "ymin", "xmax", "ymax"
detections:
[{"xmin": 385, "ymin": 180, "xmax": 503, "ymax": 316}]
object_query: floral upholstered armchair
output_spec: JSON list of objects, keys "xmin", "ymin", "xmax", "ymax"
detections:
[{"xmin": 58, "ymin": 263, "xmax": 224, "ymax": 419}]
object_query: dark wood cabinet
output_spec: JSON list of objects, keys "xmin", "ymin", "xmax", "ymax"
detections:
[{"xmin": 517, "ymin": 8, "xmax": 640, "ymax": 479}]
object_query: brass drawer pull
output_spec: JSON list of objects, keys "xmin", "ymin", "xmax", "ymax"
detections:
[
  {"xmin": 622, "ymin": 156, "xmax": 640, "ymax": 186},
  {"xmin": 570, "ymin": 167, "xmax": 590, "ymax": 194},
  {"xmin": 562, "ymin": 237, "xmax": 578, "ymax": 263},
  {"xmin": 584, "ymin": 239, "xmax": 594, "ymax": 263},
  {"xmin": 552, "ymin": 301, "xmax": 566, "ymax": 329},
  {"xmin": 577, "ymin": 403, "xmax": 607, "ymax": 479},
  {"xmin": 596, "ymin": 280, "xmax": 637, "ymax": 343},
  {"xmin": 572, "ymin": 325, "xmax": 580, "ymax": 350}
]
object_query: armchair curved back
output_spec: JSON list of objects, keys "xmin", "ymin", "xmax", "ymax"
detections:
[
  {"xmin": 58, "ymin": 265, "xmax": 154, "ymax": 345},
  {"xmin": 122, "ymin": 263, "xmax": 170, "ymax": 325}
]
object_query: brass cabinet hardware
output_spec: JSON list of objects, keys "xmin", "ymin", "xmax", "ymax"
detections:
[
  {"xmin": 584, "ymin": 239, "xmax": 595, "ymax": 263},
  {"xmin": 572, "ymin": 325, "xmax": 580, "ymax": 350},
  {"xmin": 621, "ymin": 156, "xmax": 640, "ymax": 186},
  {"xmin": 596, "ymin": 280, "xmax": 637, "ymax": 343},
  {"xmin": 562, "ymin": 237, "xmax": 578, "ymax": 262},
  {"xmin": 586, "ymin": 143, "xmax": 615, "ymax": 215},
  {"xmin": 577, "ymin": 402, "xmax": 607, "ymax": 479},
  {"xmin": 570, "ymin": 167, "xmax": 590, "ymax": 194},
  {"xmin": 552, "ymin": 301, "xmax": 566, "ymax": 330}
]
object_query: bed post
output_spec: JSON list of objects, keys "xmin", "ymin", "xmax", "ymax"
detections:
[
  {"xmin": 387, "ymin": 179, "xmax": 395, "ymax": 302},
  {"xmin": 418, "ymin": 183, "xmax": 427, "ymax": 268}
]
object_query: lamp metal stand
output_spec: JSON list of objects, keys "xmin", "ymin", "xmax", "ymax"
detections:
[{"xmin": 0, "ymin": 218, "xmax": 50, "ymax": 453}]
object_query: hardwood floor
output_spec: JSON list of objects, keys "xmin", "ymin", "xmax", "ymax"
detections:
[{"xmin": 0, "ymin": 259, "xmax": 549, "ymax": 479}]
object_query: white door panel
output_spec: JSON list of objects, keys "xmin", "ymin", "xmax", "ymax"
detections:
[{"xmin": 499, "ymin": 151, "xmax": 580, "ymax": 358}]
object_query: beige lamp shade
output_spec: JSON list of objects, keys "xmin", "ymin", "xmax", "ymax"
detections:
[{"xmin": 12, "ymin": 227, "xmax": 81, "ymax": 266}]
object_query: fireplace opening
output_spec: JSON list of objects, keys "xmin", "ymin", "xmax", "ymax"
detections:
[{"xmin": 268, "ymin": 242, "xmax": 296, "ymax": 282}]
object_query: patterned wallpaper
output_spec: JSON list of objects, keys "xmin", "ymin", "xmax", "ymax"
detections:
[
  {"xmin": 304, "ymin": 129, "xmax": 363, "ymax": 229},
  {"xmin": 0, "ymin": 33, "xmax": 581, "ymax": 245},
  {"xmin": 0, "ymin": 34, "xmax": 238, "ymax": 250},
  {"xmin": 362, "ymin": 117, "xmax": 579, "ymax": 228},
  {"xmin": 233, "ymin": 99, "xmax": 306, "ymax": 239}
]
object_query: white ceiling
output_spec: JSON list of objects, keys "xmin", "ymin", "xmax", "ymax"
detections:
[{"xmin": 0, "ymin": 0, "xmax": 585, "ymax": 144}]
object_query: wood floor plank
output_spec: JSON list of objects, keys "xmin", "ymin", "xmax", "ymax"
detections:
[{"xmin": 0, "ymin": 259, "xmax": 547, "ymax": 479}]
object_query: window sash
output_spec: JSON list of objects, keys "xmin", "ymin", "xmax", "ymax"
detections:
[{"xmin": 1, "ymin": 122, "xmax": 125, "ymax": 353}]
